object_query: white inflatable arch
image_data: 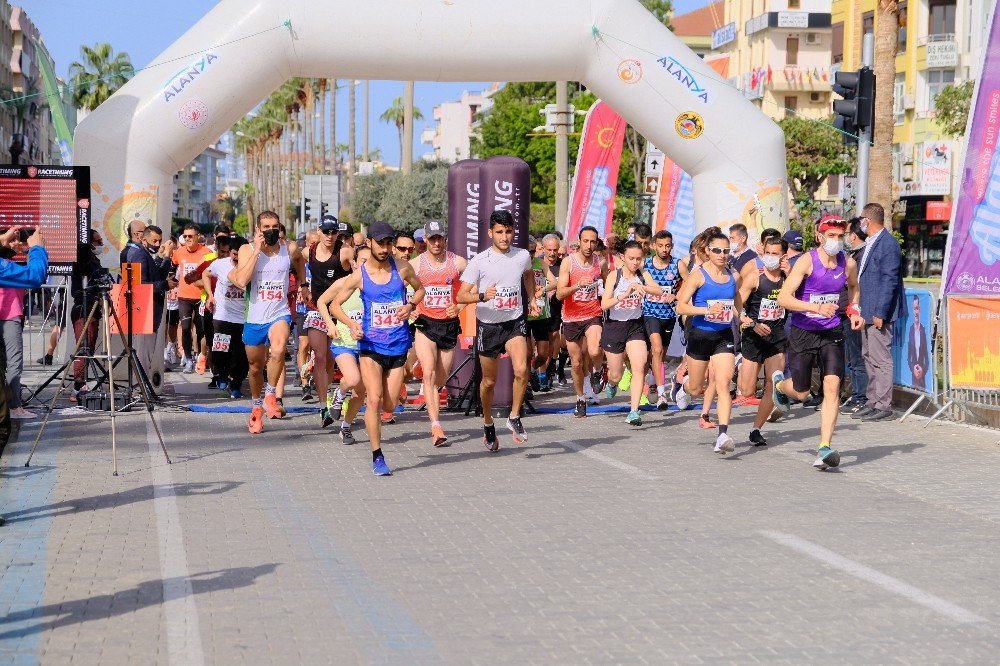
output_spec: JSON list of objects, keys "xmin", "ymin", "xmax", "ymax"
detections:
[{"xmin": 75, "ymin": 0, "xmax": 787, "ymax": 252}]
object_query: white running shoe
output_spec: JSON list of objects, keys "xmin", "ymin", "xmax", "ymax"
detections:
[
  {"xmin": 10, "ymin": 407, "xmax": 36, "ymax": 419},
  {"xmin": 584, "ymin": 383, "xmax": 601, "ymax": 406},
  {"xmin": 675, "ymin": 384, "xmax": 692, "ymax": 411},
  {"xmin": 713, "ymin": 433, "xmax": 735, "ymax": 454}
]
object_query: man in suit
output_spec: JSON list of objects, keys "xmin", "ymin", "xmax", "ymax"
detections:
[
  {"xmin": 124, "ymin": 225, "xmax": 176, "ymax": 386},
  {"xmin": 907, "ymin": 295, "xmax": 929, "ymax": 391},
  {"xmin": 853, "ymin": 202, "xmax": 905, "ymax": 422}
]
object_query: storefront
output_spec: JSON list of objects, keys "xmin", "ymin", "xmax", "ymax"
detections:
[{"xmin": 899, "ymin": 198, "xmax": 951, "ymax": 278}]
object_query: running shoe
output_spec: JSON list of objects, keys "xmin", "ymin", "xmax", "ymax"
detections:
[
  {"xmin": 506, "ymin": 417, "xmax": 527, "ymax": 444},
  {"xmin": 217, "ymin": 379, "xmax": 230, "ymax": 391},
  {"xmin": 277, "ymin": 399, "xmax": 287, "ymax": 418},
  {"xmin": 851, "ymin": 405, "xmax": 876, "ymax": 420},
  {"xmin": 530, "ymin": 371, "xmax": 540, "ymax": 392},
  {"xmin": 734, "ymin": 394, "xmax": 761, "ymax": 407},
  {"xmin": 813, "ymin": 446, "xmax": 841, "ymax": 470},
  {"xmin": 248, "ymin": 406, "xmax": 264, "ymax": 434},
  {"xmin": 573, "ymin": 398, "xmax": 587, "ymax": 419},
  {"xmin": 699, "ymin": 414, "xmax": 716, "ymax": 429},
  {"xmin": 590, "ymin": 367, "xmax": 606, "ymax": 393},
  {"xmin": 183, "ymin": 358, "xmax": 195, "ymax": 374},
  {"xmin": 656, "ymin": 394, "xmax": 670, "ymax": 411},
  {"xmin": 770, "ymin": 370, "xmax": 790, "ymax": 420},
  {"xmin": 301, "ymin": 384, "xmax": 315, "ymax": 403},
  {"xmin": 584, "ymin": 383, "xmax": 601, "ymax": 406},
  {"xmin": 483, "ymin": 423, "xmax": 499, "ymax": 452},
  {"xmin": 431, "ymin": 424, "xmax": 448, "ymax": 447},
  {"xmin": 340, "ymin": 424, "xmax": 356, "ymax": 445},
  {"xmin": 229, "ymin": 388, "xmax": 243, "ymax": 399},
  {"xmin": 605, "ymin": 382, "xmax": 617, "ymax": 401},
  {"xmin": 749, "ymin": 430, "xmax": 768, "ymax": 447},
  {"xmin": 372, "ymin": 455, "xmax": 393, "ymax": 476},
  {"xmin": 9, "ymin": 407, "xmax": 36, "ymax": 420},
  {"xmin": 675, "ymin": 384, "xmax": 692, "ymax": 411},
  {"xmin": 626, "ymin": 410, "xmax": 642, "ymax": 426},
  {"xmin": 381, "ymin": 411, "xmax": 396, "ymax": 425},
  {"xmin": 264, "ymin": 394, "xmax": 283, "ymax": 419},
  {"xmin": 840, "ymin": 399, "xmax": 867, "ymax": 416},
  {"xmin": 713, "ymin": 433, "xmax": 735, "ymax": 454},
  {"xmin": 321, "ymin": 408, "xmax": 334, "ymax": 428},
  {"xmin": 195, "ymin": 354, "xmax": 207, "ymax": 375},
  {"xmin": 37, "ymin": 354, "xmax": 53, "ymax": 366},
  {"xmin": 207, "ymin": 376, "xmax": 219, "ymax": 389},
  {"xmin": 538, "ymin": 372, "xmax": 551, "ymax": 392}
]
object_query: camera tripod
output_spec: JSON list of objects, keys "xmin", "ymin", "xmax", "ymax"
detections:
[
  {"xmin": 439, "ymin": 341, "xmax": 535, "ymax": 417},
  {"xmin": 25, "ymin": 287, "xmax": 171, "ymax": 475}
]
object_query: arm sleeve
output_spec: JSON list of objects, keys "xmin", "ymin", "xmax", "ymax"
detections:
[{"xmin": 0, "ymin": 246, "xmax": 49, "ymax": 289}]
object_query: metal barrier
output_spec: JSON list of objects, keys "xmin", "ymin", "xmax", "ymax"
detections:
[{"xmin": 23, "ymin": 278, "xmax": 71, "ymax": 366}]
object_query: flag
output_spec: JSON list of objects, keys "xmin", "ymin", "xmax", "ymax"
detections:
[
  {"xmin": 566, "ymin": 101, "xmax": 627, "ymax": 239},
  {"xmin": 767, "ymin": 65, "xmax": 773, "ymax": 85}
]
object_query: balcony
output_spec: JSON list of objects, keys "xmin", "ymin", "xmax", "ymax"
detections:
[{"xmin": 918, "ymin": 34, "xmax": 957, "ymax": 69}]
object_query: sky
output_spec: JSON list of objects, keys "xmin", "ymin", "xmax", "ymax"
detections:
[{"xmin": 18, "ymin": 0, "xmax": 711, "ymax": 168}]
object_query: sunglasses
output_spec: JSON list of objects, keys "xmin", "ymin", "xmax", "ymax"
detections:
[
  {"xmin": 321, "ymin": 229, "xmax": 337, "ymax": 235},
  {"xmin": 182, "ymin": 234, "xmax": 195, "ymax": 239},
  {"xmin": 708, "ymin": 247, "xmax": 731, "ymax": 255},
  {"xmin": 396, "ymin": 245, "xmax": 414, "ymax": 253}
]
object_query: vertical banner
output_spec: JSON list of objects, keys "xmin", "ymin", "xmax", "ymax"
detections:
[
  {"xmin": 566, "ymin": 101, "xmax": 627, "ymax": 240},
  {"xmin": 446, "ymin": 160, "xmax": 483, "ymax": 398},
  {"xmin": 653, "ymin": 158, "xmax": 696, "ymax": 260},
  {"xmin": 942, "ymin": 2, "xmax": 1000, "ymax": 296},
  {"xmin": 891, "ymin": 289, "xmax": 936, "ymax": 395},
  {"xmin": 947, "ymin": 297, "xmax": 1000, "ymax": 389}
]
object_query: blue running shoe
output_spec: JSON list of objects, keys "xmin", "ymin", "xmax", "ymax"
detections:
[
  {"xmin": 373, "ymin": 455, "xmax": 392, "ymax": 476},
  {"xmin": 217, "ymin": 379, "xmax": 230, "ymax": 391},
  {"xmin": 605, "ymin": 383, "xmax": 618, "ymax": 401},
  {"xmin": 813, "ymin": 446, "xmax": 840, "ymax": 470},
  {"xmin": 229, "ymin": 388, "xmax": 243, "ymax": 399},
  {"xmin": 626, "ymin": 410, "xmax": 642, "ymax": 426},
  {"xmin": 770, "ymin": 370, "xmax": 790, "ymax": 421}
]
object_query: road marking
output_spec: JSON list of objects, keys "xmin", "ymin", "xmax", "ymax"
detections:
[
  {"xmin": 760, "ymin": 530, "xmax": 985, "ymax": 624},
  {"xmin": 149, "ymin": 420, "xmax": 205, "ymax": 665},
  {"xmin": 561, "ymin": 441, "xmax": 657, "ymax": 480}
]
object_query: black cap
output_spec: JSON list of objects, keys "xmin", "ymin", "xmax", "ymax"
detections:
[
  {"xmin": 368, "ymin": 221, "xmax": 395, "ymax": 242},
  {"xmin": 337, "ymin": 220, "xmax": 354, "ymax": 236},
  {"xmin": 319, "ymin": 215, "xmax": 339, "ymax": 232},
  {"xmin": 423, "ymin": 220, "xmax": 445, "ymax": 239},
  {"xmin": 782, "ymin": 229, "xmax": 804, "ymax": 251}
]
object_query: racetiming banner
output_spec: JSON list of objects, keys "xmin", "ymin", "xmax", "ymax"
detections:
[{"xmin": 566, "ymin": 100, "xmax": 626, "ymax": 240}]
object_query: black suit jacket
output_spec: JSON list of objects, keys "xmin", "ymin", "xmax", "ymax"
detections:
[{"xmin": 124, "ymin": 243, "xmax": 172, "ymax": 328}]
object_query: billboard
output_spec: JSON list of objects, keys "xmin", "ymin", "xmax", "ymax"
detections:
[
  {"xmin": 891, "ymin": 289, "xmax": 936, "ymax": 394},
  {"xmin": 947, "ymin": 297, "xmax": 1000, "ymax": 390}
]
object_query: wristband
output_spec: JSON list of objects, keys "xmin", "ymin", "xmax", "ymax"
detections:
[{"xmin": 846, "ymin": 303, "xmax": 861, "ymax": 318}]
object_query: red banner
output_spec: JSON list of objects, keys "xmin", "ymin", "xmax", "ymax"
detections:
[{"xmin": 566, "ymin": 101, "xmax": 626, "ymax": 240}]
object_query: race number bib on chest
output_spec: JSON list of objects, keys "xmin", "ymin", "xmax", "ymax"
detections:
[
  {"xmin": 256, "ymin": 280, "xmax": 285, "ymax": 302},
  {"xmin": 224, "ymin": 284, "xmax": 245, "ymax": 300},
  {"xmin": 212, "ymin": 333, "xmax": 231, "ymax": 352},
  {"xmin": 617, "ymin": 293, "xmax": 642, "ymax": 311},
  {"xmin": 423, "ymin": 285, "xmax": 453, "ymax": 309},
  {"xmin": 573, "ymin": 282, "xmax": 598, "ymax": 302},
  {"xmin": 493, "ymin": 286, "xmax": 520, "ymax": 311},
  {"xmin": 198, "ymin": 301, "xmax": 206, "ymax": 317},
  {"xmin": 533, "ymin": 270, "xmax": 546, "ymax": 289},
  {"xmin": 304, "ymin": 310, "xmax": 328, "ymax": 332},
  {"xmin": 807, "ymin": 293, "xmax": 839, "ymax": 318},
  {"xmin": 372, "ymin": 302, "xmax": 404, "ymax": 328},
  {"xmin": 706, "ymin": 299, "xmax": 735, "ymax": 324},
  {"xmin": 182, "ymin": 263, "xmax": 198, "ymax": 277},
  {"xmin": 758, "ymin": 298, "xmax": 785, "ymax": 321},
  {"xmin": 349, "ymin": 309, "xmax": 363, "ymax": 325}
]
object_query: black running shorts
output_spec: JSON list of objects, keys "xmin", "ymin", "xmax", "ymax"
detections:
[
  {"xmin": 527, "ymin": 318, "xmax": 555, "ymax": 342},
  {"xmin": 600, "ymin": 318, "xmax": 647, "ymax": 355},
  {"xmin": 360, "ymin": 349, "xmax": 407, "ymax": 372},
  {"xmin": 685, "ymin": 326, "xmax": 735, "ymax": 362},
  {"xmin": 477, "ymin": 318, "xmax": 526, "ymax": 358},
  {"xmin": 740, "ymin": 328, "xmax": 787, "ymax": 364},
  {"xmin": 787, "ymin": 326, "xmax": 845, "ymax": 393},
  {"xmin": 643, "ymin": 316, "xmax": 676, "ymax": 347},
  {"xmin": 414, "ymin": 315, "xmax": 461, "ymax": 351},
  {"xmin": 562, "ymin": 316, "xmax": 602, "ymax": 343}
]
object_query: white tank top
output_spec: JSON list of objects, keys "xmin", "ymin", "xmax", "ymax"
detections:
[
  {"xmin": 246, "ymin": 243, "xmax": 291, "ymax": 324},
  {"xmin": 608, "ymin": 270, "xmax": 644, "ymax": 322}
]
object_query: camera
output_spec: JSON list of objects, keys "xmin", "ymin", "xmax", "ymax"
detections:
[{"xmin": 86, "ymin": 268, "xmax": 115, "ymax": 293}]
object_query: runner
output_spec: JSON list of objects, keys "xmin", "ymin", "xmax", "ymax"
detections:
[
  {"xmin": 539, "ymin": 233, "xmax": 563, "ymax": 392},
  {"xmin": 328, "ymin": 221, "xmax": 424, "ymax": 476},
  {"xmin": 204, "ymin": 237, "xmax": 249, "ymax": 398},
  {"xmin": 556, "ymin": 225, "xmax": 607, "ymax": 418},
  {"xmin": 771, "ymin": 216, "xmax": 863, "ymax": 470},
  {"xmin": 457, "ymin": 210, "xmax": 538, "ymax": 451},
  {"xmin": 172, "ymin": 223, "xmax": 213, "ymax": 373},
  {"xmin": 526, "ymin": 237, "xmax": 556, "ymax": 393},
  {"xmin": 230, "ymin": 211, "xmax": 307, "ymax": 434},
  {"xmin": 673, "ymin": 232, "xmax": 741, "ymax": 455},
  {"xmin": 410, "ymin": 219, "xmax": 467, "ymax": 447},
  {"xmin": 600, "ymin": 240, "xmax": 667, "ymax": 426},
  {"xmin": 736, "ymin": 236, "xmax": 789, "ymax": 447},
  {"xmin": 305, "ymin": 216, "xmax": 353, "ymax": 427},
  {"xmin": 643, "ymin": 230, "xmax": 681, "ymax": 410}
]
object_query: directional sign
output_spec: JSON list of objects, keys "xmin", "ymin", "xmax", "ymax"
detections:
[
  {"xmin": 644, "ymin": 175, "xmax": 660, "ymax": 195},
  {"xmin": 645, "ymin": 145, "xmax": 664, "ymax": 178}
]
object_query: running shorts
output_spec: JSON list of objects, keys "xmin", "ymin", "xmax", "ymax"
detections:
[
  {"xmin": 562, "ymin": 316, "xmax": 602, "ymax": 343},
  {"xmin": 294, "ymin": 311, "xmax": 308, "ymax": 335},
  {"xmin": 740, "ymin": 328, "xmax": 787, "ymax": 364},
  {"xmin": 242, "ymin": 315, "xmax": 292, "ymax": 347},
  {"xmin": 685, "ymin": 326, "xmax": 735, "ymax": 362},
  {"xmin": 331, "ymin": 345, "xmax": 360, "ymax": 361},
  {"xmin": 413, "ymin": 315, "xmax": 461, "ymax": 351},
  {"xmin": 360, "ymin": 349, "xmax": 407, "ymax": 371},
  {"xmin": 788, "ymin": 326, "xmax": 845, "ymax": 393},
  {"xmin": 166, "ymin": 309, "xmax": 179, "ymax": 327},
  {"xmin": 600, "ymin": 318, "xmax": 646, "ymax": 355},
  {"xmin": 527, "ymin": 318, "xmax": 555, "ymax": 342},
  {"xmin": 643, "ymin": 316, "xmax": 676, "ymax": 346},
  {"xmin": 477, "ymin": 318, "xmax": 526, "ymax": 359}
]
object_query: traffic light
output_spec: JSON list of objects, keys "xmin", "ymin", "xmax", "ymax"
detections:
[
  {"xmin": 832, "ymin": 66, "xmax": 876, "ymax": 146},
  {"xmin": 319, "ymin": 201, "xmax": 328, "ymax": 219},
  {"xmin": 303, "ymin": 197, "xmax": 314, "ymax": 220}
]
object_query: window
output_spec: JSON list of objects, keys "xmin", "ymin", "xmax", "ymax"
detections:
[
  {"xmin": 897, "ymin": 2, "xmax": 908, "ymax": 52},
  {"xmin": 926, "ymin": 69, "xmax": 955, "ymax": 113},
  {"xmin": 832, "ymin": 22, "xmax": 844, "ymax": 63},
  {"xmin": 863, "ymin": 11, "xmax": 874, "ymax": 36},
  {"xmin": 789, "ymin": 0, "xmax": 800, "ymax": 7},
  {"xmin": 929, "ymin": 0, "xmax": 956, "ymax": 35},
  {"xmin": 893, "ymin": 74, "xmax": 906, "ymax": 124},
  {"xmin": 786, "ymin": 37, "xmax": 799, "ymax": 66},
  {"xmin": 784, "ymin": 96, "xmax": 798, "ymax": 118}
]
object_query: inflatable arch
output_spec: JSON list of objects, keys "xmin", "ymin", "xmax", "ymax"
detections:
[{"xmin": 75, "ymin": 0, "xmax": 788, "ymax": 253}]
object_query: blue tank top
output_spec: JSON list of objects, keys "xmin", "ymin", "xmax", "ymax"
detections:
[
  {"xmin": 642, "ymin": 255, "xmax": 680, "ymax": 319},
  {"xmin": 790, "ymin": 249, "xmax": 846, "ymax": 332},
  {"xmin": 360, "ymin": 258, "xmax": 412, "ymax": 356},
  {"xmin": 691, "ymin": 266, "xmax": 736, "ymax": 332}
]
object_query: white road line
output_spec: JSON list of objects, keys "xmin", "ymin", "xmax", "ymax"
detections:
[
  {"xmin": 760, "ymin": 530, "xmax": 986, "ymax": 624},
  {"xmin": 560, "ymin": 441, "xmax": 657, "ymax": 480},
  {"xmin": 149, "ymin": 420, "xmax": 205, "ymax": 665}
]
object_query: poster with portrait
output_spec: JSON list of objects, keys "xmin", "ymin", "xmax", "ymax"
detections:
[{"xmin": 891, "ymin": 289, "xmax": 935, "ymax": 394}]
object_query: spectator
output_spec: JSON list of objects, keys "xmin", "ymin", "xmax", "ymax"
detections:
[
  {"xmin": 120, "ymin": 219, "xmax": 147, "ymax": 265},
  {"xmin": 69, "ymin": 230, "xmax": 106, "ymax": 401},
  {"xmin": 0, "ymin": 234, "xmax": 33, "ymax": 419},
  {"xmin": 728, "ymin": 223, "xmax": 757, "ymax": 271},
  {"xmin": 907, "ymin": 295, "xmax": 930, "ymax": 391},
  {"xmin": 124, "ymin": 225, "xmax": 176, "ymax": 330},
  {"xmin": 855, "ymin": 202, "xmax": 905, "ymax": 422},
  {"xmin": 841, "ymin": 217, "xmax": 870, "ymax": 416}
]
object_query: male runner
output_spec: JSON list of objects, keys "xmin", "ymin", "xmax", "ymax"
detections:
[
  {"xmin": 204, "ymin": 237, "xmax": 248, "ymax": 398},
  {"xmin": 410, "ymin": 219, "xmax": 467, "ymax": 447},
  {"xmin": 633, "ymin": 223, "xmax": 652, "ymax": 256},
  {"xmin": 556, "ymin": 226, "xmax": 607, "ymax": 417},
  {"xmin": 526, "ymin": 237, "xmax": 556, "ymax": 393},
  {"xmin": 539, "ymin": 233, "xmax": 563, "ymax": 392},
  {"xmin": 772, "ymin": 217, "xmax": 863, "ymax": 470},
  {"xmin": 643, "ymin": 230, "xmax": 681, "ymax": 409},
  {"xmin": 172, "ymin": 223, "xmax": 213, "ymax": 373},
  {"xmin": 457, "ymin": 210, "xmax": 538, "ymax": 451},
  {"xmin": 329, "ymin": 221, "xmax": 424, "ymax": 476},
  {"xmin": 230, "ymin": 211, "xmax": 307, "ymax": 434}
]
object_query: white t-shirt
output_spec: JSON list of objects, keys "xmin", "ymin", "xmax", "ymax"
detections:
[
  {"xmin": 207, "ymin": 258, "xmax": 246, "ymax": 324},
  {"xmin": 460, "ymin": 246, "xmax": 532, "ymax": 324}
]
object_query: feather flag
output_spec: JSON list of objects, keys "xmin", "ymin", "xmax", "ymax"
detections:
[{"xmin": 566, "ymin": 101, "xmax": 626, "ymax": 239}]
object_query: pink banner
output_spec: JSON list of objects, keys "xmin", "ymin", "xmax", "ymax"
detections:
[
  {"xmin": 652, "ymin": 157, "xmax": 696, "ymax": 259},
  {"xmin": 566, "ymin": 101, "xmax": 626, "ymax": 240}
]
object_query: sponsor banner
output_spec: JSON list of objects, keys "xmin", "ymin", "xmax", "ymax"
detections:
[
  {"xmin": 891, "ymin": 289, "xmax": 936, "ymax": 394},
  {"xmin": 446, "ymin": 160, "xmax": 482, "ymax": 398},
  {"xmin": 652, "ymin": 157, "xmax": 695, "ymax": 260},
  {"xmin": 947, "ymin": 296, "xmax": 1000, "ymax": 390},
  {"xmin": 566, "ymin": 101, "xmax": 626, "ymax": 240},
  {"xmin": 942, "ymin": 2, "xmax": 1000, "ymax": 295}
]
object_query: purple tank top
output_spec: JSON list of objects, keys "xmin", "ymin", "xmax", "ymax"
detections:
[{"xmin": 790, "ymin": 249, "xmax": 847, "ymax": 332}]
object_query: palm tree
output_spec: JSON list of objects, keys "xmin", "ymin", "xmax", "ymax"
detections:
[
  {"xmin": 68, "ymin": 43, "xmax": 134, "ymax": 111},
  {"xmin": 380, "ymin": 95, "xmax": 425, "ymax": 164},
  {"xmin": 869, "ymin": 1, "xmax": 899, "ymax": 207}
]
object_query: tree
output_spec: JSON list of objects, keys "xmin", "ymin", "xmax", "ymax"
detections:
[
  {"xmin": 934, "ymin": 80, "xmax": 974, "ymax": 137},
  {"xmin": 869, "ymin": 1, "xmax": 899, "ymax": 206},
  {"xmin": 379, "ymin": 95, "xmax": 424, "ymax": 162},
  {"xmin": 779, "ymin": 116, "xmax": 854, "ymax": 205},
  {"xmin": 641, "ymin": 0, "xmax": 673, "ymax": 29},
  {"xmin": 350, "ymin": 170, "xmax": 393, "ymax": 227},
  {"xmin": 376, "ymin": 164, "xmax": 448, "ymax": 231},
  {"xmin": 68, "ymin": 43, "xmax": 134, "ymax": 111}
]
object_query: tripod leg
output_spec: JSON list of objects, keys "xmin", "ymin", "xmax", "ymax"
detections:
[{"xmin": 102, "ymin": 300, "xmax": 119, "ymax": 477}]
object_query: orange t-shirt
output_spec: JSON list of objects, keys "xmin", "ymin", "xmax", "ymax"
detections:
[{"xmin": 172, "ymin": 244, "xmax": 212, "ymax": 300}]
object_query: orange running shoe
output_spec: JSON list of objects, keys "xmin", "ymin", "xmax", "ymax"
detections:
[
  {"xmin": 195, "ymin": 353, "xmax": 207, "ymax": 375},
  {"xmin": 248, "ymin": 406, "xmax": 264, "ymax": 434},
  {"xmin": 381, "ymin": 411, "xmax": 396, "ymax": 425},
  {"xmin": 264, "ymin": 394, "xmax": 283, "ymax": 419},
  {"xmin": 431, "ymin": 424, "xmax": 448, "ymax": 447},
  {"xmin": 734, "ymin": 395, "xmax": 761, "ymax": 407},
  {"xmin": 699, "ymin": 413, "xmax": 716, "ymax": 429}
]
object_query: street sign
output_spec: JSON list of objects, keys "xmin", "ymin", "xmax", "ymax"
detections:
[
  {"xmin": 645, "ymin": 145, "xmax": 664, "ymax": 178},
  {"xmin": 644, "ymin": 175, "xmax": 659, "ymax": 195}
]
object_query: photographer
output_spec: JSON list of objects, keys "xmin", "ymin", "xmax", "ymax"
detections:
[{"xmin": 69, "ymin": 230, "xmax": 105, "ymax": 401}]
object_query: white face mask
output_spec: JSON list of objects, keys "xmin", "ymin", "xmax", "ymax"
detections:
[
  {"xmin": 762, "ymin": 254, "xmax": 781, "ymax": 270},
  {"xmin": 823, "ymin": 238, "xmax": 844, "ymax": 256},
  {"xmin": 729, "ymin": 242, "xmax": 741, "ymax": 254},
  {"xmin": 860, "ymin": 219, "xmax": 870, "ymax": 234}
]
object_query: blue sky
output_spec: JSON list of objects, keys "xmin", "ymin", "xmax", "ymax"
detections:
[{"xmin": 20, "ymin": 0, "xmax": 709, "ymax": 168}]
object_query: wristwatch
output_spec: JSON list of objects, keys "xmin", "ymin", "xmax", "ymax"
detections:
[{"xmin": 479, "ymin": 293, "xmax": 487, "ymax": 303}]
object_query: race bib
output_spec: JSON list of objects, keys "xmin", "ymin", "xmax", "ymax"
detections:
[
  {"xmin": 182, "ymin": 263, "xmax": 198, "ymax": 277},
  {"xmin": 212, "ymin": 333, "xmax": 231, "ymax": 352},
  {"xmin": 758, "ymin": 298, "xmax": 785, "ymax": 321},
  {"xmin": 616, "ymin": 292, "xmax": 642, "ymax": 311},
  {"xmin": 573, "ymin": 282, "xmax": 598, "ymax": 303},
  {"xmin": 224, "ymin": 284, "xmax": 245, "ymax": 300},
  {"xmin": 807, "ymin": 293, "xmax": 839, "ymax": 318},
  {"xmin": 166, "ymin": 288, "xmax": 178, "ymax": 306},
  {"xmin": 533, "ymin": 269, "xmax": 546, "ymax": 289},
  {"xmin": 423, "ymin": 285, "xmax": 453, "ymax": 309},
  {"xmin": 493, "ymin": 286, "xmax": 520, "ymax": 312},
  {"xmin": 198, "ymin": 301, "xmax": 206, "ymax": 317},
  {"xmin": 304, "ymin": 310, "xmax": 328, "ymax": 333},
  {"xmin": 256, "ymin": 280, "xmax": 285, "ymax": 302},
  {"xmin": 349, "ymin": 309, "xmax": 363, "ymax": 325},
  {"xmin": 705, "ymin": 299, "xmax": 735, "ymax": 324},
  {"xmin": 372, "ymin": 301, "xmax": 404, "ymax": 328}
]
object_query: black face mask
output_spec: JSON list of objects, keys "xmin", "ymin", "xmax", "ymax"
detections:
[{"xmin": 262, "ymin": 229, "xmax": 280, "ymax": 246}]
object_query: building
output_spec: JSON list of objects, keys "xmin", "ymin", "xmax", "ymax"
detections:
[
  {"xmin": 831, "ymin": 0, "xmax": 990, "ymax": 277},
  {"xmin": 0, "ymin": 0, "xmax": 14, "ymax": 159},
  {"xmin": 672, "ymin": 1, "xmax": 726, "ymax": 57},
  {"xmin": 421, "ymin": 89, "xmax": 489, "ymax": 162},
  {"xmin": 172, "ymin": 145, "xmax": 226, "ymax": 227},
  {"xmin": 8, "ymin": 5, "xmax": 57, "ymax": 165}
]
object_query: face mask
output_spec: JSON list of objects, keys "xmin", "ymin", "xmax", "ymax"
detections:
[
  {"xmin": 730, "ymin": 242, "xmax": 741, "ymax": 254},
  {"xmin": 762, "ymin": 255, "xmax": 781, "ymax": 271},
  {"xmin": 860, "ymin": 220, "xmax": 869, "ymax": 234},
  {"xmin": 823, "ymin": 238, "xmax": 844, "ymax": 256},
  {"xmin": 262, "ymin": 229, "xmax": 280, "ymax": 246}
]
